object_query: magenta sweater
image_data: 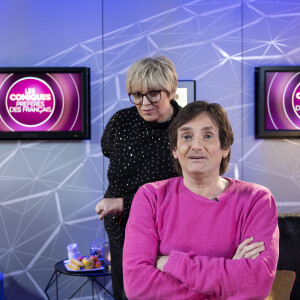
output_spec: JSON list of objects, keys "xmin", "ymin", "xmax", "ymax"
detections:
[{"xmin": 123, "ymin": 177, "xmax": 279, "ymax": 300}]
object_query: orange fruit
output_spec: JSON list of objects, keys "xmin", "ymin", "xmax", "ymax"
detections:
[{"xmin": 90, "ymin": 255, "xmax": 99, "ymax": 262}]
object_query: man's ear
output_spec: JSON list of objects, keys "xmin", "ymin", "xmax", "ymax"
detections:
[
  {"xmin": 222, "ymin": 148, "xmax": 230, "ymax": 158},
  {"xmin": 172, "ymin": 148, "xmax": 178, "ymax": 159}
]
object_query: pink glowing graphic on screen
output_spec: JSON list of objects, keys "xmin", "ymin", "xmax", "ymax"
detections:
[
  {"xmin": 292, "ymin": 83, "xmax": 300, "ymax": 119},
  {"xmin": 266, "ymin": 72, "xmax": 300, "ymax": 130},
  {"xmin": 6, "ymin": 77, "xmax": 55, "ymax": 127},
  {"xmin": 0, "ymin": 73, "xmax": 82, "ymax": 132}
]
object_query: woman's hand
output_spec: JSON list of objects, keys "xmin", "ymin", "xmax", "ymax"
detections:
[
  {"xmin": 232, "ymin": 237, "xmax": 265, "ymax": 260},
  {"xmin": 155, "ymin": 255, "xmax": 169, "ymax": 271},
  {"xmin": 95, "ymin": 198, "xmax": 123, "ymax": 220}
]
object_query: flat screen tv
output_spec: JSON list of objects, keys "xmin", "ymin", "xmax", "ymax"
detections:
[
  {"xmin": 255, "ymin": 66, "xmax": 300, "ymax": 139},
  {"xmin": 0, "ymin": 67, "xmax": 90, "ymax": 140}
]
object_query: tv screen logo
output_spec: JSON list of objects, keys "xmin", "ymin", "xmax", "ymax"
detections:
[{"xmin": 6, "ymin": 78, "xmax": 55, "ymax": 127}]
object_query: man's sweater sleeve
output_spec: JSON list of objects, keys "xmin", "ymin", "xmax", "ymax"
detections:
[
  {"xmin": 123, "ymin": 186, "xmax": 200, "ymax": 300},
  {"xmin": 163, "ymin": 189, "xmax": 279, "ymax": 299}
]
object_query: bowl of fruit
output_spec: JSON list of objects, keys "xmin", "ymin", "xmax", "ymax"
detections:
[{"xmin": 65, "ymin": 255, "xmax": 104, "ymax": 272}]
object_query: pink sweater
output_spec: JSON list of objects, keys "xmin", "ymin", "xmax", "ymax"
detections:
[{"xmin": 123, "ymin": 177, "xmax": 279, "ymax": 300}]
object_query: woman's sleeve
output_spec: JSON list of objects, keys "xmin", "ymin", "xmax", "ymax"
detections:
[
  {"xmin": 101, "ymin": 112, "xmax": 118, "ymax": 158},
  {"xmin": 163, "ymin": 190, "xmax": 279, "ymax": 299},
  {"xmin": 118, "ymin": 194, "xmax": 135, "ymax": 226},
  {"xmin": 121, "ymin": 194, "xmax": 134, "ymax": 219},
  {"xmin": 123, "ymin": 186, "xmax": 200, "ymax": 300}
]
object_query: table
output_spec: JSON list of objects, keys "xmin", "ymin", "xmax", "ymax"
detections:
[{"xmin": 45, "ymin": 260, "xmax": 113, "ymax": 300}]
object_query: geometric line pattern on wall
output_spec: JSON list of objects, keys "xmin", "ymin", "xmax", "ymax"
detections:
[{"xmin": 1, "ymin": 0, "xmax": 300, "ymax": 299}]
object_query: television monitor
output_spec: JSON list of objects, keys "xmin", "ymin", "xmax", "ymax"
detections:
[
  {"xmin": 255, "ymin": 66, "xmax": 300, "ymax": 139},
  {"xmin": 0, "ymin": 67, "xmax": 90, "ymax": 140}
]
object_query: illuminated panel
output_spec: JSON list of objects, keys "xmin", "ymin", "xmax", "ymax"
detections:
[
  {"xmin": 266, "ymin": 71, "xmax": 300, "ymax": 130},
  {"xmin": 0, "ymin": 72, "xmax": 82, "ymax": 132}
]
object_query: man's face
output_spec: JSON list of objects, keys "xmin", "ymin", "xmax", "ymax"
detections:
[{"xmin": 172, "ymin": 112, "xmax": 229, "ymax": 179}]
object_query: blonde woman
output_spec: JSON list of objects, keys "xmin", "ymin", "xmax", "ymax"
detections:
[{"xmin": 96, "ymin": 56, "xmax": 181, "ymax": 299}]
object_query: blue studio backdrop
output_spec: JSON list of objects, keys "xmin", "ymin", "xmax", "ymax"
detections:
[{"xmin": 0, "ymin": 0, "xmax": 300, "ymax": 299}]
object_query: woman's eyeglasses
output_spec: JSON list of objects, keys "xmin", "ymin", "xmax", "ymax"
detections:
[{"xmin": 128, "ymin": 90, "xmax": 163, "ymax": 105}]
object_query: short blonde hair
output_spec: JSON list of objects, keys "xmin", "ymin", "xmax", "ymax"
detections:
[{"xmin": 126, "ymin": 55, "xmax": 178, "ymax": 98}]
